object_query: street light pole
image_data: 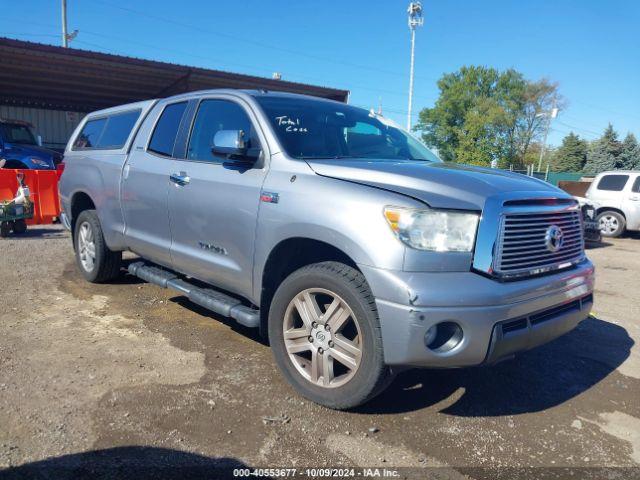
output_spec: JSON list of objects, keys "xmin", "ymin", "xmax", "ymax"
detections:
[
  {"xmin": 406, "ymin": 2, "xmax": 424, "ymax": 130},
  {"xmin": 536, "ymin": 99, "xmax": 558, "ymax": 172}
]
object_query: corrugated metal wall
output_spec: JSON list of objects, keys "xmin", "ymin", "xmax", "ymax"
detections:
[{"xmin": 0, "ymin": 105, "xmax": 85, "ymax": 151}]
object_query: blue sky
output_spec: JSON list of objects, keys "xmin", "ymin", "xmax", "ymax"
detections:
[{"xmin": 2, "ymin": 0, "xmax": 638, "ymax": 146}]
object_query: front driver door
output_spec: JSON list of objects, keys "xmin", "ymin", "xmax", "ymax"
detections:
[{"xmin": 168, "ymin": 96, "xmax": 269, "ymax": 298}]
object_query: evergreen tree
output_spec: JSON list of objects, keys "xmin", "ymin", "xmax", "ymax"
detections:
[
  {"xmin": 583, "ymin": 124, "xmax": 622, "ymax": 174},
  {"xmin": 551, "ymin": 132, "xmax": 587, "ymax": 172},
  {"xmin": 619, "ymin": 133, "xmax": 640, "ymax": 170}
]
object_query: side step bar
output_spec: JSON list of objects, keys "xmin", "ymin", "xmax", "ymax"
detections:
[{"xmin": 127, "ymin": 261, "xmax": 260, "ymax": 328}]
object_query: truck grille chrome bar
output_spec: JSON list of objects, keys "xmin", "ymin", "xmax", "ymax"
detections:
[{"xmin": 494, "ymin": 209, "xmax": 585, "ymax": 278}]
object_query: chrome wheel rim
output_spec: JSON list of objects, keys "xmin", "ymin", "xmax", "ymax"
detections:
[
  {"xmin": 78, "ymin": 222, "xmax": 96, "ymax": 272},
  {"xmin": 599, "ymin": 215, "xmax": 619, "ymax": 235},
  {"xmin": 283, "ymin": 288, "xmax": 362, "ymax": 388}
]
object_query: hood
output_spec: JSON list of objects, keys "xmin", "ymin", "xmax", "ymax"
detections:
[
  {"xmin": 2, "ymin": 142, "xmax": 59, "ymax": 168},
  {"xmin": 307, "ymin": 159, "xmax": 567, "ymax": 210},
  {"xmin": 4, "ymin": 142, "xmax": 57, "ymax": 157}
]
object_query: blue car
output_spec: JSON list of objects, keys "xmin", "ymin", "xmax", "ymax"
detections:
[{"xmin": 0, "ymin": 119, "xmax": 62, "ymax": 170}]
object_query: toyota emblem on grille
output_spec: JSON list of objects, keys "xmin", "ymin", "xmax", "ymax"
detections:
[{"xmin": 545, "ymin": 225, "xmax": 564, "ymax": 252}]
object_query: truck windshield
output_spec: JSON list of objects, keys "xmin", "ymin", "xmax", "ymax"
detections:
[
  {"xmin": 0, "ymin": 123, "xmax": 37, "ymax": 145},
  {"xmin": 254, "ymin": 96, "xmax": 440, "ymax": 162}
]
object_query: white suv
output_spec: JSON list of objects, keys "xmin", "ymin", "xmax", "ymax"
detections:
[{"xmin": 586, "ymin": 171, "xmax": 640, "ymax": 237}]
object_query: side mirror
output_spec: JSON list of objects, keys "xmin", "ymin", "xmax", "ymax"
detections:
[
  {"xmin": 212, "ymin": 130, "xmax": 259, "ymax": 160},
  {"xmin": 37, "ymin": 135, "xmax": 43, "ymax": 147}
]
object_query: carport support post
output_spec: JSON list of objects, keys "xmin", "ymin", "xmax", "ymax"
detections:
[{"xmin": 61, "ymin": 0, "xmax": 68, "ymax": 48}]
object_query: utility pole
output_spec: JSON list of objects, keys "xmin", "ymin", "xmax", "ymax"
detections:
[
  {"xmin": 61, "ymin": 0, "xmax": 68, "ymax": 47},
  {"xmin": 61, "ymin": 0, "xmax": 78, "ymax": 48},
  {"xmin": 537, "ymin": 97, "xmax": 558, "ymax": 172},
  {"xmin": 406, "ymin": 2, "xmax": 424, "ymax": 130}
]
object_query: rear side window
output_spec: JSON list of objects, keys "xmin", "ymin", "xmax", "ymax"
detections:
[
  {"xmin": 72, "ymin": 110, "xmax": 140, "ymax": 150},
  {"xmin": 148, "ymin": 102, "xmax": 188, "ymax": 157},
  {"xmin": 73, "ymin": 118, "xmax": 107, "ymax": 149},
  {"xmin": 597, "ymin": 174, "xmax": 629, "ymax": 191},
  {"xmin": 632, "ymin": 176, "xmax": 640, "ymax": 193},
  {"xmin": 97, "ymin": 110, "xmax": 140, "ymax": 149}
]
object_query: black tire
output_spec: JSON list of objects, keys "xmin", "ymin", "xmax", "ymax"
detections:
[
  {"xmin": 0, "ymin": 222, "xmax": 11, "ymax": 238},
  {"xmin": 12, "ymin": 219, "xmax": 27, "ymax": 234},
  {"xmin": 74, "ymin": 210, "xmax": 122, "ymax": 283},
  {"xmin": 268, "ymin": 261, "xmax": 389, "ymax": 410},
  {"xmin": 597, "ymin": 210, "xmax": 626, "ymax": 238}
]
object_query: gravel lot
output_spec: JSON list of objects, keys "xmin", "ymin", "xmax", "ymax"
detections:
[{"xmin": 0, "ymin": 225, "xmax": 639, "ymax": 478}]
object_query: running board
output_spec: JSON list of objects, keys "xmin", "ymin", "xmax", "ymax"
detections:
[{"xmin": 127, "ymin": 262, "xmax": 260, "ymax": 328}]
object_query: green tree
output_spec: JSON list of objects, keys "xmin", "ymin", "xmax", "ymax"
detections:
[
  {"xmin": 584, "ymin": 124, "xmax": 622, "ymax": 174},
  {"xmin": 619, "ymin": 133, "xmax": 640, "ymax": 170},
  {"xmin": 551, "ymin": 132, "xmax": 588, "ymax": 172},
  {"xmin": 415, "ymin": 66, "xmax": 561, "ymax": 168}
]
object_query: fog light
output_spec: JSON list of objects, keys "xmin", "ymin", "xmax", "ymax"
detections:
[
  {"xmin": 424, "ymin": 322, "xmax": 463, "ymax": 352},
  {"xmin": 424, "ymin": 325, "xmax": 438, "ymax": 347}
]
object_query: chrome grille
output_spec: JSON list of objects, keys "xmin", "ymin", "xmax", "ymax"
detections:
[{"xmin": 495, "ymin": 209, "xmax": 584, "ymax": 277}]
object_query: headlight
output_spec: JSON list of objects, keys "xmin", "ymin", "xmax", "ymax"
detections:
[
  {"xmin": 384, "ymin": 206, "xmax": 479, "ymax": 252},
  {"xmin": 29, "ymin": 158, "xmax": 50, "ymax": 167}
]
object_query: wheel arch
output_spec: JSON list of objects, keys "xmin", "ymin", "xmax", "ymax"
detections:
[
  {"xmin": 596, "ymin": 207, "xmax": 626, "ymax": 219},
  {"xmin": 70, "ymin": 191, "xmax": 96, "ymax": 246},
  {"xmin": 258, "ymin": 237, "xmax": 360, "ymax": 338}
]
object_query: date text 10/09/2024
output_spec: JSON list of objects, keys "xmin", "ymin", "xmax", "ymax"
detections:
[{"xmin": 233, "ymin": 468, "xmax": 401, "ymax": 478}]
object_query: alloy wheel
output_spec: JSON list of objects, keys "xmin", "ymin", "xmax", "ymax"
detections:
[
  {"xmin": 282, "ymin": 288, "xmax": 362, "ymax": 388},
  {"xmin": 78, "ymin": 221, "xmax": 96, "ymax": 272}
]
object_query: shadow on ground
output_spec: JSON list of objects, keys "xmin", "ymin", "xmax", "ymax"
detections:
[
  {"xmin": 0, "ymin": 227, "xmax": 68, "ymax": 240},
  {"xmin": 357, "ymin": 316, "xmax": 633, "ymax": 416},
  {"xmin": 0, "ymin": 446, "xmax": 254, "ymax": 480}
]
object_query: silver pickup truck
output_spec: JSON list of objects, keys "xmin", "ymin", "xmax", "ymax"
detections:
[{"xmin": 59, "ymin": 90, "xmax": 595, "ymax": 409}]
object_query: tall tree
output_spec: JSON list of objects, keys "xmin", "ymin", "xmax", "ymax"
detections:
[
  {"xmin": 584, "ymin": 124, "xmax": 622, "ymax": 174},
  {"xmin": 551, "ymin": 132, "xmax": 588, "ymax": 172},
  {"xmin": 415, "ymin": 66, "xmax": 561, "ymax": 168},
  {"xmin": 619, "ymin": 133, "xmax": 640, "ymax": 170},
  {"xmin": 513, "ymin": 79, "xmax": 564, "ymax": 167}
]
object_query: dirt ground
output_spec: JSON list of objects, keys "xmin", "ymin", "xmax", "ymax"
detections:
[{"xmin": 0, "ymin": 225, "xmax": 639, "ymax": 479}]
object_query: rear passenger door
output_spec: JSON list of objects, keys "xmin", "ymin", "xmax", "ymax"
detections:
[
  {"xmin": 121, "ymin": 101, "xmax": 188, "ymax": 267},
  {"xmin": 167, "ymin": 96, "xmax": 269, "ymax": 299}
]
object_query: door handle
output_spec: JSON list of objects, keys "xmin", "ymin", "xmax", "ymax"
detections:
[
  {"xmin": 630, "ymin": 195, "xmax": 640, "ymax": 201},
  {"xmin": 170, "ymin": 172, "xmax": 190, "ymax": 186}
]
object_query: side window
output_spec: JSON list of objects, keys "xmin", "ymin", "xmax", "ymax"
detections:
[
  {"xmin": 97, "ymin": 110, "xmax": 140, "ymax": 149},
  {"xmin": 597, "ymin": 174, "xmax": 629, "ymax": 191},
  {"xmin": 148, "ymin": 102, "xmax": 188, "ymax": 157},
  {"xmin": 632, "ymin": 176, "xmax": 640, "ymax": 193},
  {"xmin": 187, "ymin": 100, "xmax": 259, "ymax": 161},
  {"xmin": 73, "ymin": 118, "xmax": 107, "ymax": 149}
]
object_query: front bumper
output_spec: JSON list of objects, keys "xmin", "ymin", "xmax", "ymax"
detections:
[{"xmin": 359, "ymin": 260, "xmax": 595, "ymax": 368}]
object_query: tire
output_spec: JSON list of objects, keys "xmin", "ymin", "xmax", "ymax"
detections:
[
  {"xmin": 0, "ymin": 222, "xmax": 11, "ymax": 238},
  {"xmin": 74, "ymin": 210, "xmax": 122, "ymax": 283},
  {"xmin": 12, "ymin": 219, "xmax": 27, "ymax": 234},
  {"xmin": 597, "ymin": 210, "xmax": 626, "ymax": 238},
  {"xmin": 268, "ymin": 261, "xmax": 389, "ymax": 410}
]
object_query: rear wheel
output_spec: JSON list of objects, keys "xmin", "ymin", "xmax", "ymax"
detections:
[
  {"xmin": 74, "ymin": 210, "xmax": 122, "ymax": 283},
  {"xmin": 0, "ymin": 222, "xmax": 11, "ymax": 238},
  {"xmin": 597, "ymin": 210, "xmax": 625, "ymax": 237},
  {"xmin": 268, "ymin": 261, "xmax": 389, "ymax": 410}
]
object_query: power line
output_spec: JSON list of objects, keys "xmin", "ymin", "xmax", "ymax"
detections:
[
  {"xmin": 0, "ymin": 19, "xmax": 436, "ymax": 105},
  {"xmin": 89, "ymin": 0, "xmax": 440, "ymax": 84}
]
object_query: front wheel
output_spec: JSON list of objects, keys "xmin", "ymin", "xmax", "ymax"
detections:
[
  {"xmin": 597, "ymin": 210, "xmax": 626, "ymax": 237},
  {"xmin": 268, "ymin": 262, "xmax": 390, "ymax": 410},
  {"xmin": 12, "ymin": 219, "xmax": 27, "ymax": 234}
]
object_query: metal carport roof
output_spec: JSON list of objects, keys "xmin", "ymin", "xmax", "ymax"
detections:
[{"xmin": 0, "ymin": 37, "xmax": 349, "ymax": 112}]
